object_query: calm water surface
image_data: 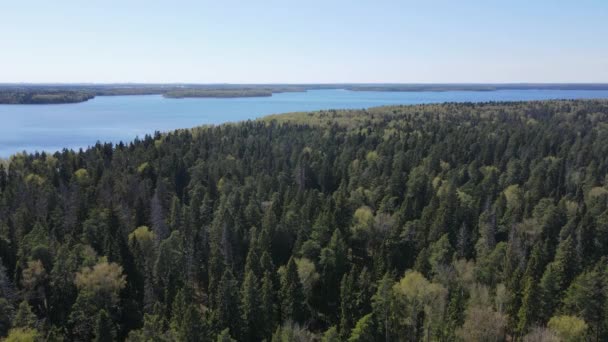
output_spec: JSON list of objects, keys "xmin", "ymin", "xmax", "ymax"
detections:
[{"xmin": 2, "ymin": 89, "xmax": 608, "ymax": 157}]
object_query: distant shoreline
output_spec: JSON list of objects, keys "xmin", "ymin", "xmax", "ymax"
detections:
[{"xmin": 2, "ymin": 83, "xmax": 608, "ymax": 104}]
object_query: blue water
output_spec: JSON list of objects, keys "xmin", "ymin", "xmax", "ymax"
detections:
[{"xmin": 1, "ymin": 88, "xmax": 608, "ymax": 157}]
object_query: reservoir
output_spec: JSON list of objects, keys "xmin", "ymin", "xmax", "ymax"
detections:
[{"xmin": 2, "ymin": 88, "xmax": 608, "ymax": 157}]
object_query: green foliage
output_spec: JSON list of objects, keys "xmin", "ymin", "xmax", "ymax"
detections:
[
  {"xmin": 321, "ymin": 326, "xmax": 340, "ymax": 342},
  {"xmin": 0, "ymin": 90, "xmax": 93, "ymax": 104},
  {"xmin": 371, "ymin": 273, "xmax": 395, "ymax": 341},
  {"xmin": 392, "ymin": 271, "xmax": 447, "ymax": 340},
  {"xmin": 271, "ymin": 322, "xmax": 316, "ymax": 342},
  {"xmin": 0, "ymin": 298, "xmax": 14, "ymax": 337},
  {"xmin": 93, "ymin": 310, "xmax": 115, "ymax": 342},
  {"xmin": 216, "ymin": 328, "xmax": 237, "ymax": 342},
  {"xmin": 13, "ymin": 301, "xmax": 36, "ymax": 330},
  {"xmin": 280, "ymin": 258, "xmax": 307, "ymax": 323},
  {"xmin": 561, "ymin": 266, "xmax": 605, "ymax": 338},
  {"xmin": 348, "ymin": 313, "xmax": 375, "ymax": 342},
  {"xmin": 2, "ymin": 100, "xmax": 608, "ymax": 340},
  {"xmin": 4, "ymin": 327, "xmax": 40, "ymax": 342},
  {"xmin": 547, "ymin": 315, "xmax": 588, "ymax": 342},
  {"xmin": 240, "ymin": 270, "xmax": 263, "ymax": 342},
  {"xmin": 213, "ymin": 270, "xmax": 240, "ymax": 337},
  {"xmin": 125, "ymin": 304, "xmax": 170, "ymax": 342}
]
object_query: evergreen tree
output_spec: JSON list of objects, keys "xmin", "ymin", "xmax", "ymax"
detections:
[
  {"xmin": 339, "ymin": 268, "xmax": 358, "ymax": 339},
  {"xmin": 0, "ymin": 298, "xmax": 13, "ymax": 337},
  {"xmin": 214, "ymin": 270, "xmax": 240, "ymax": 337},
  {"xmin": 322, "ymin": 326, "xmax": 341, "ymax": 342},
  {"xmin": 216, "ymin": 328, "xmax": 237, "ymax": 342},
  {"xmin": 372, "ymin": 274, "xmax": 394, "ymax": 342},
  {"xmin": 348, "ymin": 313, "xmax": 376, "ymax": 342},
  {"xmin": 94, "ymin": 310, "xmax": 115, "ymax": 342},
  {"xmin": 240, "ymin": 270, "xmax": 263, "ymax": 342},
  {"xmin": 260, "ymin": 271, "xmax": 277, "ymax": 339},
  {"xmin": 13, "ymin": 301, "xmax": 36, "ymax": 329},
  {"xmin": 279, "ymin": 257, "xmax": 307, "ymax": 323}
]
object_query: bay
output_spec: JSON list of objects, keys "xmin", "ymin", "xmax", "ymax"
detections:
[{"xmin": 2, "ymin": 88, "xmax": 608, "ymax": 157}]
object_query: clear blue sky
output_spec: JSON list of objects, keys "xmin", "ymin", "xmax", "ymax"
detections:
[{"xmin": 1, "ymin": 0, "xmax": 607, "ymax": 83}]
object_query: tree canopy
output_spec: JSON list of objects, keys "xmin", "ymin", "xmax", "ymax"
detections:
[{"xmin": 1, "ymin": 100, "xmax": 608, "ymax": 340}]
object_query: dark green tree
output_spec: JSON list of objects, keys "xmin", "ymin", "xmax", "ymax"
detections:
[
  {"xmin": 94, "ymin": 310, "xmax": 115, "ymax": 342},
  {"xmin": 279, "ymin": 257, "xmax": 307, "ymax": 323},
  {"xmin": 240, "ymin": 270, "xmax": 263, "ymax": 342}
]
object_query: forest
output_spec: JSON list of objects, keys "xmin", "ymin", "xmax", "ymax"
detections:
[
  {"xmin": 162, "ymin": 89, "xmax": 271, "ymax": 98},
  {"xmin": 0, "ymin": 91, "xmax": 94, "ymax": 105},
  {"xmin": 0, "ymin": 85, "xmax": 307, "ymax": 104},
  {"xmin": 1, "ymin": 100, "xmax": 608, "ymax": 341}
]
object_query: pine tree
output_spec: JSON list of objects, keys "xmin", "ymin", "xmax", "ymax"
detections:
[
  {"xmin": 178, "ymin": 304, "xmax": 206, "ymax": 342},
  {"xmin": 348, "ymin": 313, "xmax": 375, "ymax": 342},
  {"xmin": 321, "ymin": 326, "xmax": 341, "ymax": 342},
  {"xmin": 339, "ymin": 268, "xmax": 357, "ymax": 339},
  {"xmin": 169, "ymin": 196, "xmax": 182, "ymax": 232},
  {"xmin": 170, "ymin": 289, "xmax": 187, "ymax": 334},
  {"xmin": 444, "ymin": 285, "xmax": 467, "ymax": 341},
  {"xmin": 13, "ymin": 300, "xmax": 36, "ymax": 329},
  {"xmin": 260, "ymin": 271, "xmax": 277, "ymax": 339},
  {"xmin": 214, "ymin": 270, "xmax": 240, "ymax": 337},
  {"xmin": 372, "ymin": 274, "xmax": 394, "ymax": 342},
  {"xmin": 216, "ymin": 328, "xmax": 237, "ymax": 342},
  {"xmin": 319, "ymin": 228, "xmax": 348, "ymax": 315},
  {"xmin": 562, "ymin": 266, "xmax": 606, "ymax": 340},
  {"xmin": 259, "ymin": 251, "xmax": 276, "ymax": 278},
  {"xmin": 553, "ymin": 236, "xmax": 578, "ymax": 287},
  {"xmin": 240, "ymin": 270, "xmax": 262, "ymax": 342},
  {"xmin": 93, "ymin": 310, "xmax": 115, "ymax": 342},
  {"xmin": 0, "ymin": 298, "xmax": 14, "ymax": 336},
  {"xmin": 244, "ymin": 238, "xmax": 262, "ymax": 278},
  {"xmin": 280, "ymin": 257, "xmax": 307, "ymax": 323},
  {"xmin": 517, "ymin": 275, "xmax": 541, "ymax": 335},
  {"xmin": 516, "ymin": 244, "xmax": 546, "ymax": 334},
  {"xmin": 539, "ymin": 263, "xmax": 561, "ymax": 322}
]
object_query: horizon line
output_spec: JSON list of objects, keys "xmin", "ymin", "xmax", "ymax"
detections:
[{"xmin": 2, "ymin": 82, "xmax": 608, "ymax": 86}]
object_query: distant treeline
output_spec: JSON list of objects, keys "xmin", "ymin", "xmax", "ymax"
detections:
[
  {"xmin": 345, "ymin": 83, "xmax": 608, "ymax": 92},
  {"xmin": 164, "ymin": 89, "xmax": 273, "ymax": 99},
  {"xmin": 1, "ymin": 83, "xmax": 608, "ymax": 104},
  {"xmin": 0, "ymin": 91, "xmax": 94, "ymax": 104},
  {"xmin": 0, "ymin": 85, "xmax": 310, "ymax": 104}
]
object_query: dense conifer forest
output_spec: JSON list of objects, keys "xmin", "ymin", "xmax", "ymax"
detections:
[
  {"xmin": 2, "ymin": 100, "xmax": 608, "ymax": 341},
  {"xmin": 0, "ymin": 91, "xmax": 94, "ymax": 104}
]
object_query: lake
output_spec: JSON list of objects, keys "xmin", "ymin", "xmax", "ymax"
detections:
[{"xmin": 2, "ymin": 88, "xmax": 608, "ymax": 157}]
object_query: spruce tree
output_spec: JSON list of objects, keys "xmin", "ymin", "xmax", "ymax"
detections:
[
  {"xmin": 214, "ymin": 270, "xmax": 240, "ymax": 337},
  {"xmin": 260, "ymin": 271, "xmax": 277, "ymax": 339},
  {"xmin": 93, "ymin": 310, "xmax": 115, "ymax": 342},
  {"xmin": 279, "ymin": 257, "xmax": 306, "ymax": 323},
  {"xmin": 13, "ymin": 301, "xmax": 36, "ymax": 329},
  {"xmin": 240, "ymin": 270, "xmax": 262, "ymax": 342}
]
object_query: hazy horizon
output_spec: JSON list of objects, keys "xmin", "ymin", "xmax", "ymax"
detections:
[{"xmin": 3, "ymin": 82, "xmax": 608, "ymax": 86}]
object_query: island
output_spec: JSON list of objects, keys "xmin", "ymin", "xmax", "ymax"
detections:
[
  {"xmin": 2, "ymin": 83, "xmax": 608, "ymax": 104},
  {"xmin": 163, "ymin": 89, "xmax": 275, "ymax": 98},
  {"xmin": 0, "ymin": 90, "xmax": 94, "ymax": 104}
]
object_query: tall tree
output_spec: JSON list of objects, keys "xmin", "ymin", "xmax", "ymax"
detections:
[{"xmin": 279, "ymin": 258, "xmax": 307, "ymax": 323}]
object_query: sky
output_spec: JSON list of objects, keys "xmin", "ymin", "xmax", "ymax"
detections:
[{"xmin": 1, "ymin": 0, "xmax": 607, "ymax": 83}]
